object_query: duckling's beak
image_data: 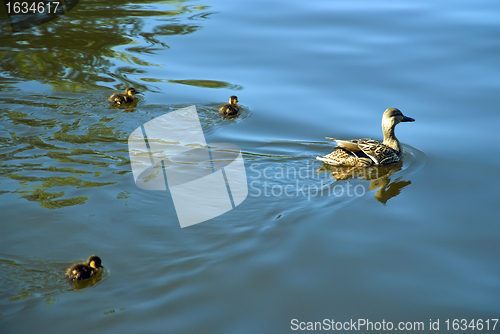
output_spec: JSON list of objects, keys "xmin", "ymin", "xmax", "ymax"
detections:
[{"xmin": 402, "ymin": 115, "xmax": 415, "ymax": 122}]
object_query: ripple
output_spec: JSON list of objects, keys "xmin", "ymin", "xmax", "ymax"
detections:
[
  {"xmin": 0, "ymin": 89, "xmax": 254, "ymax": 212},
  {"xmin": 0, "ymin": 253, "xmax": 109, "ymax": 305},
  {"xmin": 235, "ymin": 138, "xmax": 428, "ymax": 222}
]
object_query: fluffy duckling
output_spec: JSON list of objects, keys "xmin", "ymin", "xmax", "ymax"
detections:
[
  {"xmin": 317, "ymin": 108, "xmax": 415, "ymax": 167},
  {"xmin": 66, "ymin": 255, "xmax": 103, "ymax": 281},
  {"xmin": 108, "ymin": 87, "xmax": 138, "ymax": 105},
  {"xmin": 219, "ymin": 95, "xmax": 240, "ymax": 116}
]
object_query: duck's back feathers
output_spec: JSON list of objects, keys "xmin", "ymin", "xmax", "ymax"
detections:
[
  {"xmin": 320, "ymin": 137, "xmax": 401, "ymax": 166},
  {"xmin": 357, "ymin": 139, "xmax": 401, "ymax": 165},
  {"xmin": 108, "ymin": 88, "xmax": 138, "ymax": 105},
  {"xmin": 66, "ymin": 264, "xmax": 98, "ymax": 281},
  {"xmin": 219, "ymin": 104, "xmax": 240, "ymax": 116},
  {"xmin": 109, "ymin": 94, "xmax": 133, "ymax": 105},
  {"xmin": 317, "ymin": 146, "xmax": 373, "ymax": 167}
]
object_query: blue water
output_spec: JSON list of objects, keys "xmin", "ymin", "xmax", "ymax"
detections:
[{"xmin": 1, "ymin": 0, "xmax": 499, "ymax": 333}]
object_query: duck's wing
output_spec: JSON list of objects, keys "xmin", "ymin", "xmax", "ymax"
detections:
[
  {"xmin": 357, "ymin": 139, "xmax": 400, "ymax": 165},
  {"xmin": 109, "ymin": 94, "xmax": 133, "ymax": 105},
  {"xmin": 108, "ymin": 93, "xmax": 122, "ymax": 104},
  {"xmin": 219, "ymin": 104, "xmax": 239, "ymax": 116},
  {"xmin": 219, "ymin": 104, "xmax": 229, "ymax": 114},
  {"xmin": 317, "ymin": 147, "xmax": 373, "ymax": 167},
  {"xmin": 317, "ymin": 147, "xmax": 356, "ymax": 166},
  {"xmin": 66, "ymin": 264, "xmax": 88, "ymax": 280},
  {"xmin": 325, "ymin": 137, "xmax": 363, "ymax": 152}
]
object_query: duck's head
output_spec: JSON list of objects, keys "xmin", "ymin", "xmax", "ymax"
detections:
[
  {"xmin": 87, "ymin": 255, "xmax": 103, "ymax": 269},
  {"xmin": 229, "ymin": 95, "xmax": 238, "ymax": 104},
  {"xmin": 382, "ymin": 108, "xmax": 415, "ymax": 129},
  {"xmin": 126, "ymin": 87, "xmax": 138, "ymax": 96}
]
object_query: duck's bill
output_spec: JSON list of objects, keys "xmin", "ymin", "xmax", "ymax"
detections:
[{"xmin": 402, "ymin": 116, "xmax": 415, "ymax": 122}]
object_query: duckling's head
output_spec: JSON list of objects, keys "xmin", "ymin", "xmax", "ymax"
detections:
[
  {"xmin": 229, "ymin": 95, "xmax": 238, "ymax": 104},
  {"xmin": 126, "ymin": 87, "xmax": 138, "ymax": 97},
  {"xmin": 87, "ymin": 255, "xmax": 103, "ymax": 269},
  {"xmin": 382, "ymin": 108, "xmax": 415, "ymax": 129}
]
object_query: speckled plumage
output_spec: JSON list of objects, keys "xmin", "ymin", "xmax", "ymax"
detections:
[
  {"xmin": 317, "ymin": 108, "xmax": 415, "ymax": 167},
  {"xmin": 109, "ymin": 87, "xmax": 138, "ymax": 105},
  {"xmin": 219, "ymin": 95, "xmax": 240, "ymax": 116},
  {"xmin": 66, "ymin": 255, "xmax": 103, "ymax": 281}
]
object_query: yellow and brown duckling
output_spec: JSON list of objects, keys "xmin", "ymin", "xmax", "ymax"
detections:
[
  {"xmin": 317, "ymin": 108, "xmax": 415, "ymax": 167},
  {"xmin": 66, "ymin": 255, "xmax": 103, "ymax": 281},
  {"xmin": 108, "ymin": 87, "xmax": 139, "ymax": 105},
  {"xmin": 219, "ymin": 95, "xmax": 240, "ymax": 116}
]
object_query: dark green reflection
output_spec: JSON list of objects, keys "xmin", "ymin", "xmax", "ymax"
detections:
[
  {"xmin": 2, "ymin": 0, "xmax": 74, "ymax": 33},
  {"xmin": 0, "ymin": 0, "xmax": 213, "ymax": 91},
  {"xmin": 0, "ymin": 93, "xmax": 131, "ymax": 209},
  {"xmin": 0, "ymin": 1, "xmax": 218, "ymax": 211},
  {"xmin": 168, "ymin": 79, "xmax": 243, "ymax": 90}
]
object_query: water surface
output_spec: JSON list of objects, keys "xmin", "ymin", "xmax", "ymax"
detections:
[{"xmin": 1, "ymin": 0, "xmax": 499, "ymax": 333}]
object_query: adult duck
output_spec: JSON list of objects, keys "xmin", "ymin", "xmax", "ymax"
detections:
[{"xmin": 317, "ymin": 108, "xmax": 415, "ymax": 167}]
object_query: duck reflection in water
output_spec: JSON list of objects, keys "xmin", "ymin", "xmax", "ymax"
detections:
[
  {"xmin": 318, "ymin": 161, "xmax": 411, "ymax": 204},
  {"xmin": 69, "ymin": 273, "xmax": 104, "ymax": 290}
]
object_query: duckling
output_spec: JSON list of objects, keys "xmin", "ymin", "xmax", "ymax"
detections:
[
  {"xmin": 317, "ymin": 108, "xmax": 415, "ymax": 168},
  {"xmin": 219, "ymin": 95, "xmax": 240, "ymax": 116},
  {"xmin": 66, "ymin": 255, "xmax": 103, "ymax": 281},
  {"xmin": 108, "ymin": 87, "xmax": 138, "ymax": 105}
]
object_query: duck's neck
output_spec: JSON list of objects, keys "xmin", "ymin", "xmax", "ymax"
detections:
[{"xmin": 382, "ymin": 124, "xmax": 402, "ymax": 154}]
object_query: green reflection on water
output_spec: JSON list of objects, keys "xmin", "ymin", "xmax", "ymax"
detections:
[
  {"xmin": 0, "ymin": 0, "xmax": 243, "ymax": 213},
  {"xmin": 168, "ymin": 79, "xmax": 243, "ymax": 90},
  {"xmin": 6, "ymin": 110, "xmax": 60, "ymax": 128},
  {"xmin": 1, "ymin": 95, "xmax": 130, "ymax": 209},
  {"xmin": 8, "ymin": 173, "xmax": 115, "ymax": 208},
  {"xmin": 0, "ymin": 0, "xmax": 213, "ymax": 91}
]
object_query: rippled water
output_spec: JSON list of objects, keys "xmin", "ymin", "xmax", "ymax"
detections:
[{"xmin": 1, "ymin": 0, "xmax": 499, "ymax": 333}]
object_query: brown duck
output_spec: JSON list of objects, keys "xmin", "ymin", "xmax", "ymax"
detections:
[
  {"xmin": 66, "ymin": 255, "xmax": 103, "ymax": 281},
  {"xmin": 219, "ymin": 95, "xmax": 240, "ymax": 116},
  {"xmin": 317, "ymin": 108, "xmax": 415, "ymax": 167},
  {"xmin": 109, "ymin": 87, "xmax": 139, "ymax": 105}
]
